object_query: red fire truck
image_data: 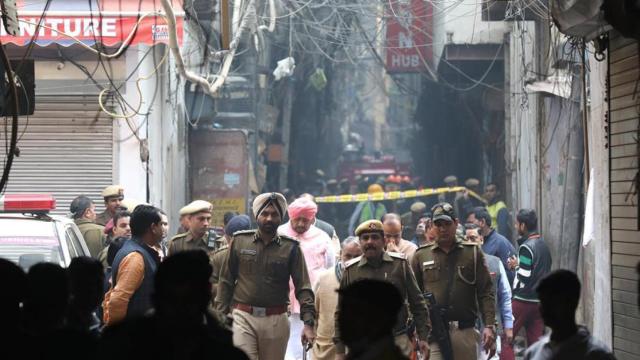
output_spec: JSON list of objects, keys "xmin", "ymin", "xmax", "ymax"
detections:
[{"xmin": 337, "ymin": 149, "xmax": 412, "ymax": 185}]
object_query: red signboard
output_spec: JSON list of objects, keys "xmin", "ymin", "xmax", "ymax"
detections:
[
  {"xmin": 0, "ymin": 15, "xmax": 183, "ymax": 47},
  {"xmin": 98, "ymin": 0, "xmax": 184, "ymax": 13},
  {"xmin": 0, "ymin": 0, "xmax": 184, "ymax": 47},
  {"xmin": 385, "ymin": 0, "xmax": 433, "ymax": 73}
]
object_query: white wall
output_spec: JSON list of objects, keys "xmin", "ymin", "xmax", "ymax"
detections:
[
  {"xmin": 115, "ymin": 45, "xmax": 188, "ymax": 234},
  {"xmin": 506, "ymin": 21, "xmax": 539, "ymax": 211},
  {"xmin": 115, "ymin": 44, "xmax": 188, "ymax": 234},
  {"xmin": 149, "ymin": 44, "xmax": 189, "ymax": 233},
  {"xmin": 586, "ymin": 44, "xmax": 612, "ymax": 346},
  {"xmin": 115, "ymin": 48, "xmax": 150, "ymax": 204}
]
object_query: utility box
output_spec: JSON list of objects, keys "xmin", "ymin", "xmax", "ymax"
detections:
[
  {"xmin": 189, "ymin": 128, "xmax": 250, "ymax": 227},
  {"xmin": 0, "ymin": 59, "xmax": 35, "ymax": 116}
]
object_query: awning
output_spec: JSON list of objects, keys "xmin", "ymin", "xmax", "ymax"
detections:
[{"xmin": 1, "ymin": 0, "xmax": 184, "ymax": 47}]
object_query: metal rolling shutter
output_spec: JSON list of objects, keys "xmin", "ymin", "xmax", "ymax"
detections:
[
  {"xmin": 608, "ymin": 31, "xmax": 640, "ymax": 360},
  {"xmin": 0, "ymin": 95, "xmax": 114, "ymax": 216}
]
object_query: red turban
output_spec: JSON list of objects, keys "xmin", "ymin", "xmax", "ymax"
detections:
[{"xmin": 287, "ymin": 198, "xmax": 318, "ymax": 220}]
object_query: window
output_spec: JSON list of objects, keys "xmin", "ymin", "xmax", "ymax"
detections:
[
  {"xmin": 65, "ymin": 225, "xmax": 87, "ymax": 258},
  {"xmin": 0, "ymin": 218, "xmax": 64, "ymax": 270}
]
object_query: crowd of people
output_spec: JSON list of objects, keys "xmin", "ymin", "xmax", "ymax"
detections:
[{"xmin": 0, "ymin": 179, "xmax": 621, "ymax": 360}]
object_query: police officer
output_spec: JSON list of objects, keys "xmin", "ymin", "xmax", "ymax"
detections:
[
  {"xmin": 411, "ymin": 202, "xmax": 496, "ymax": 360},
  {"xmin": 334, "ymin": 219, "xmax": 431, "ymax": 359},
  {"xmin": 401, "ymin": 201, "xmax": 427, "ymax": 241},
  {"xmin": 70, "ymin": 195, "xmax": 105, "ymax": 258},
  {"xmin": 214, "ymin": 193, "xmax": 316, "ymax": 360},
  {"xmin": 174, "ymin": 204, "xmax": 192, "ymax": 236},
  {"xmin": 168, "ymin": 200, "xmax": 215, "ymax": 255},
  {"xmin": 95, "ymin": 185, "xmax": 124, "ymax": 226},
  {"xmin": 210, "ymin": 214, "xmax": 251, "ymax": 301}
]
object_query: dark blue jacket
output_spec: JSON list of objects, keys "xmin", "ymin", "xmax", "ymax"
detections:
[
  {"xmin": 482, "ymin": 230, "xmax": 516, "ymax": 285},
  {"xmin": 111, "ymin": 238, "xmax": 160, "ymax": 319}
]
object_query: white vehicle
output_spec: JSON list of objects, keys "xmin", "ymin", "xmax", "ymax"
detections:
[{"xmin": 0, "ymin": 194, "xmax": 91, "ymax": 270}]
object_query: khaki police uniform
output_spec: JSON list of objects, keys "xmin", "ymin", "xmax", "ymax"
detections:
[
  {"xmin": 209, "ymin": 245, "xmax": 228, "ymax": 301},
  {"xmin": 214, "ymin": 229, "xmax": 315, "ymax": 360},
  {"xmin": 411, "ymin": 238, "xmax": 495, "ymax": 360},
  {"xmin": 335, "ymin": 252, "xmax": 431, "ymax": 357},
  {"xmin": 95, "ymin": 211, "xmax": 111, "ymax": 227},
  {"xmin": 168, "ymin": 231, "xmax": 216, "ymax": 255},
  {"xmin": 96, "ymin": 185, "xmax": 124, "ymax": 226},
  {"xmin": 168, "ymin": 200, "xmax": 215, "ymax": 255},
  {"xmin": 75, "ymin": 218, "xmax": 106, "ymax": 258},
  {"xmin": 334, "ymin": 220, "xmax": 431, "ymax": 358}
]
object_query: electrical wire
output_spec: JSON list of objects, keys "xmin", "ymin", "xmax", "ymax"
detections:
[
  {"xmin": 0, "ymin": 40, "xmax": 20, "ymax": 194},
  {"xmin": 98, "ymin": 46, "xmax": 169, "ymax": 118},
  {"xmin": 160, "ymin": 0, "xmax": 256, "ymax": 97},
  {"xmin": 13, "ymin": 0, "xmax": 53, "ymax": 76}
]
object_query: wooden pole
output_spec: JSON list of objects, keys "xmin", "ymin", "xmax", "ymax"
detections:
[{"xmin": 220, "ymin": 0, "xmax": 231, "ymax": 50}]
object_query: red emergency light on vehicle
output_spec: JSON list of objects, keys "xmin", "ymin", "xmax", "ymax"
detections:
[{"xmin": 0, "ymin": 194, "xmax": 56, "ymax": 213}]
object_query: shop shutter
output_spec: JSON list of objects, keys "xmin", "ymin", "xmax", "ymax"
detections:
[
  {"xmin": 608, "ymin": 30, "xmax": 640, "ymax": 360},
  {"xmin": 0, "ymin": 95, "xmax": 114, "ymax": 216}
]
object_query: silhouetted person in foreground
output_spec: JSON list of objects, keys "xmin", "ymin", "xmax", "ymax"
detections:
[
  {"xmin": 524, "ymin": 270, "xmax": 616, "ymax": 360},
  {"xmin": 23, "ymin": 262, "xmax": 96, "ymax": 359},
  {"xmin": 337, "ymin": 279, "xmax": 408, "ymax": 360},
  {"xmin": 24, "ymin": 262, "xmax": 69, "ymax": 336},
  {"xmin": 99, "ymin": 250, "xmax": 248, "ymax": 360},
  {"xmin": 67, "ymin": 256, "xmax": 104, "ymax": 336},
  {"xmin": 0, "ymin": 259, "xmax": 28, "ymax": 356}
]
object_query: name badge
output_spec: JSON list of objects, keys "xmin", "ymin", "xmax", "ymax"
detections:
[
  {"xmin": 423, "ymin": 260, "xmax": 435, "ymax": 266},
  {"xmin": 240, "ymin": 249, "xmax": 257, "ymax": 256}
]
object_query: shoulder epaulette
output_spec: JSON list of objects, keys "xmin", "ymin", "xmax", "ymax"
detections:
[
  {"xmin": 345, "ymin": 256, "xmax": 362, "ymax": 268},
  {"xmin": 387, "ymin": 251, "xmax": 407, "ymax": 260},
  {"xmin": 461, "ymin": 241, "xmax": 479, "ymax": 246},
  {"xmin": 233, "ymin": 229, "xmax": 256, "ymax": 237},
  {"xmin": 169, "ymin": 232, "xmax": 187, "ymax": 241},
  {"xmin": 278, "ymin": 234, "xmax": 300, "ymax": 243},
  {"xmin": 417, "ymin": 243, "xmax": 434, "ymax": 250},
  {"xmin": 214, "ymin": 245, "xmax": 229, "ymax": 254}
]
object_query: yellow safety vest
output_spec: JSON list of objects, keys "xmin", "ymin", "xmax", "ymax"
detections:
[{"xmin": 487, "ymin": 201, "xmax": 507, "ymax": 229}]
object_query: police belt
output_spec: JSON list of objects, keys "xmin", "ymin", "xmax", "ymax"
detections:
[
  {"xmin": 427, "ymin": 319, "xmax": 476, "ymax": 344},
  {"xmin": 448, "ymin": 319, "xmax": 475, "ymax": 330},
  {"xmin": 233, "ymin": 303, "xmax": 288, "ymax": 317}
]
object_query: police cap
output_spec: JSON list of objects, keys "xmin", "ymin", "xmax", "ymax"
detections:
[
  {"xmin": 431, "ymin": 202, "xmax": 456, "ymax": 222},
  {"xmin": 410, "ymin": 201, "xmax": 427, "ymax": 213},
  {"xmin": 102, "ymin": 185, "xmax": 124, "ymax": 199},
  {"xmin": 465, "ymin": 178, "xmax": 480, "ymax": 187},
  {"xmin": 355, "ymin": 219, "xmax": 384, "ymax": 236},
  {"xmin": 443, "ymin": 175, "xmax": 458, "ymax": 185},
  {"xmin": 179, "ymin": 200, "xmax": 213, "ymax": 216}
]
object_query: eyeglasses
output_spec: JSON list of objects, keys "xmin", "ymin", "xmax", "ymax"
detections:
[{"xmin": 360, "ymin": 233, "xmax": 382, "ymax": 241}]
